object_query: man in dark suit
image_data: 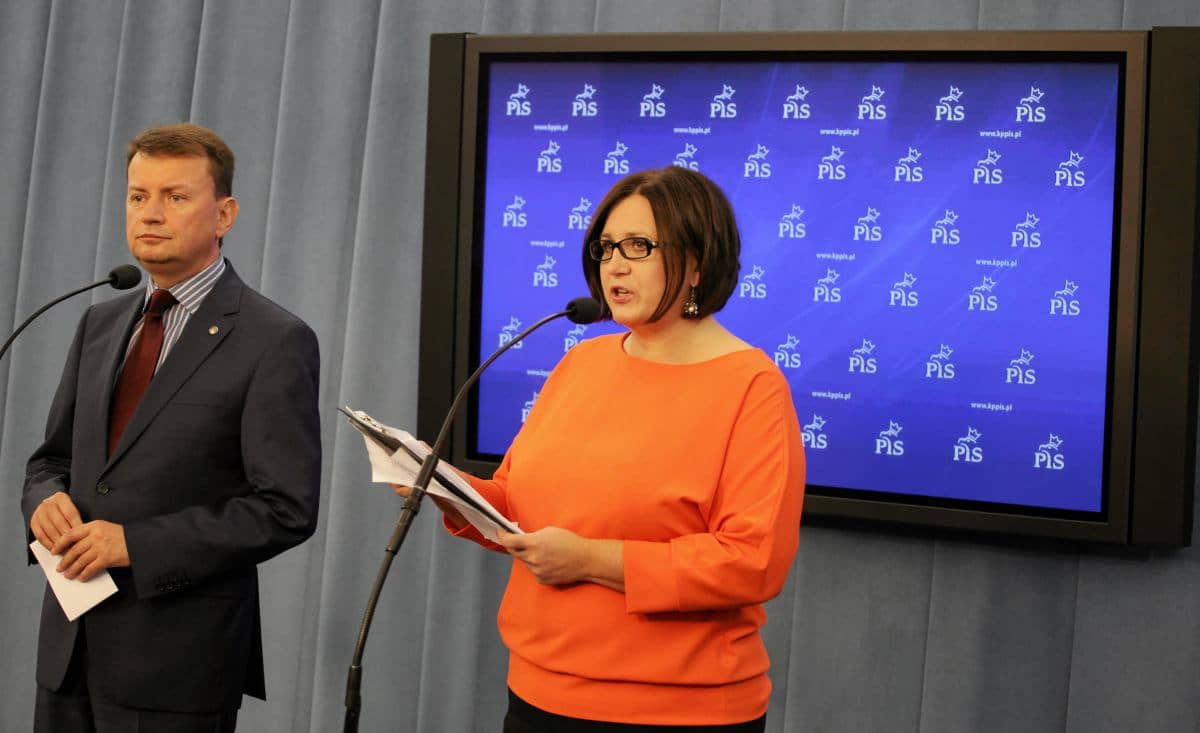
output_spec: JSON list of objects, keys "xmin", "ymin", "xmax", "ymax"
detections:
[{"xmin": 22, "ymin": 123, "xmax": 321, "ymax": 732}]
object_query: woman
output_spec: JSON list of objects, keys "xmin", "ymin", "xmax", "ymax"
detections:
[{"xmin": 399, "ymin": 166, "xmax": 805, "ymax": 731}]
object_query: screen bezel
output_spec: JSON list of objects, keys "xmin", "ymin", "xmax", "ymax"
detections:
[{"xmin": 443, "ymin": 31, "xmax": 1147, "ymax": 544}]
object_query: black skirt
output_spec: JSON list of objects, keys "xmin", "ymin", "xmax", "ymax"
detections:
[{"xmin": 502, "ymin": 690, "xmax": 767, "ymax": 733}]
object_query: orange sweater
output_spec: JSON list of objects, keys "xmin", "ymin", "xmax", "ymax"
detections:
[{"xmin": 454, "ymin": 333, "xmax": 806, "ymax": 726}]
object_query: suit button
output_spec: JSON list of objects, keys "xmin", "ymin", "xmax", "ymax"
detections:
[{"xmin": 96, "ymin": 482, "xmax": 111, "ymax": 495}]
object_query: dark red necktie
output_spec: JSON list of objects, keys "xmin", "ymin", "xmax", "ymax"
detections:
[{"xmin": 108, "ymin": 289, "xmax": 177, "ymax": 456}]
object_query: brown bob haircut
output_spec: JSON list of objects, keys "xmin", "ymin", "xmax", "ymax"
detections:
[
  {"xmin": 581, "ymin": 166, "xmax": 741, "ymax": 323},
  {"xmin": 126, "ymin": 123, "xmax": 235, "ymax": 198}
]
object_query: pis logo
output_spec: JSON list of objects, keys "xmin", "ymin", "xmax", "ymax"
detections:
[
  {"xmin": 853, "ymin": 207, "xmax": 882, "ymax": 242},
  {"xmin": 639, "ymin": 83, "xmax": 666, "ymax": 117},
  {"xmin": 935, "ymin": 86, "xmax": 965, "ymax": 121},
  {"xmin": 848, "ymin": 338, "xmax": 877, "ymax": 374},
  {"xmin": 744, "ymin": 144, "xmax": 771, "ymax": 178},
  {"xmin": 1011, "ymin": 212, "xmax": 1041, "ymax": 248},
  {"xmin": 818, "ymin": 146, "xmax": 846, "ymax": 180},
  {"xmin": 875, "ymin": 421, "xmax": 904, "ymax": 456},
  {"xmin": 889, "ymin": 273, "xmax": 918, "ymax": 308},
  {"xmin": 1005, "ymin": 349, "xmax": 1036, "ymax": 385},
  {"xmin": 521, "ymin": 391, "xmax": 539, "ymax": 423},
  {"xmin": 572, "ymin": 84, "xmax": 597, "ymax": 117},
  {"xmin": 858, "ymin": 84, "xmax": 887, "ymax": 120},
  {"xmin": 710, "ymin": 84, "xmax": 737, "ymax": 118},
  {"xmin": 925, "ymin": 344, "xmax": 956, "ymax": 380},
  {"xmin": 931, "ymin": 210, "xmax": 960, "ymax": 245},
  {"xmin": 502, "ymin": 195, "xmax": 527, "ymax": 228},
  {"xmin": 1015, "ymin": 86, "xmax": 1046, "ymax": 123},
  {"xmin": 802, "ymin": 415, "xmax": 827, "ymax": 450},
  {"xmin": 783, "ymin": 84, "xmax": 811, "ymax": 119},
  {"xmin": 953, "ymin": 427, "xmax": 983, "ymax": 463},
  {"xmin": 532, "ymin": 255, "xmax": 558, "ymax": 288},
  {"xmin": 1055, "ymin": 151, "xmax": 1086, "ymax": 188},
  {"xmin": 972, "ymin": 149, "xmax": 1003, "ymax": 185},
  {"xmin": 498, "ymin": 316, "xmax": 523, "ymax": 350},
  {"xmin": 739, "ymin": 265, "xmax": 767, "ymax": 299},
  {"xmin": 1050, "ymin": 281, "xmax": 1081, "ymax": 316},
  {"xmin": 506, "ymin": 83, "xmax": 531, "ymax": 116},
  {"xmin": 563, "ymin": 324, "xmax": 587, "ymax": 353},
  {"xmin": 536, "ymin": 140, "xmax": 562, "ymax": 173},
  {"xmin": 894, "ymin": 147, "xmax": 924, "ymax": 183},
  {"xmin": 673, "ymin": 143, "xmax": 699, "ymax": 170},
  {"xmin": 567, "ymin": 197, "xmax": 592, "ymax": 230},
  {"xmin": 813, "ymin": 268, "xmax": 841, "ymax": 303},
  {"xmin": 968, "ymin": 277, "xmax": 998, "ymax": 312},
  {"xmin": 773, "ymin": 333, "xmax": 801, "ymax": 369},
  {"xmin": 1034, "ymin": 434, "xmax": 1065, "ymax": 470},
  {"xmin": 778, "ymin": 205, "xmax": 806, "ymax": 239},
  {"xmin": 604, "ymin": 141, "xmax": 629, "ymax": 175}
]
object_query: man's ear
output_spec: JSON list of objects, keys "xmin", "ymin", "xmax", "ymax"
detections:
[{"xmin": 216, "ymin": 196, "xmax": 239, "ymax": 238}]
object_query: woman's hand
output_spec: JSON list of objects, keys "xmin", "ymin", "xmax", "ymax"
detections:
[
  {"xmin": 497, "ymin": 527, "xmax": 624, "ymax": 591},
  {"xmin": 389, "ymin": 484, "xmax": 468, "ymax": 530}
]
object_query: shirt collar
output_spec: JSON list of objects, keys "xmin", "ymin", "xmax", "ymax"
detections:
[{"xmin": 143, "ymin": 257, "xmax": 226, "ymax": 316}]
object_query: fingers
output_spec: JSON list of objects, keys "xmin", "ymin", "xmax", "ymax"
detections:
[
  {"xmin": 390, "ymin": 483, "xmax": 412, "ymax": 497},
  {"xmin": 52, "ymin": 524, "xmax": 86, "ymax": 558},
  {"xmin": 75, "ymin": 558, "xmax": 105, "ymax": 582},
  {"xmin": 59, "ymin": 543, "xmax": 95, "ymax": 580},
  {"xmin": 497, "ymin": 530, "xmax": 524, "ymax": 550},
  {"xmin": 57, "ymin": 496, "xmax": 83, "ymax": 527},
  {"xmin": 30, "ymin": 493, "xmax": 82, "ymax": 549}
]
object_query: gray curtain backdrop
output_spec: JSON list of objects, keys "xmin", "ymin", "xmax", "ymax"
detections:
[{"xmin": 2, "ymin": 1, "xmax": 1199, "ymax": 731}]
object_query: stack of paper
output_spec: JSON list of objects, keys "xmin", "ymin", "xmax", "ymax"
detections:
[{"xmin": 340, "ymin": 407, "xmax": 520, "ymax": 542}]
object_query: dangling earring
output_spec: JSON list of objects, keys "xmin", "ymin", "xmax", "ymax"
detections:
[{"xmin": 682, "ymin": 286, "xmax": 700, "ymax": 319}]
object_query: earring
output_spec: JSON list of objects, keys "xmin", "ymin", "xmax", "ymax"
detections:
[{"xmin": 682, "ymin": 286, "xmax": 700, "ymax": 319}]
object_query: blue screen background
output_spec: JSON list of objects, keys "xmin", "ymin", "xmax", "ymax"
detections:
[{"xmin": 473, "ymin": 58, "xmax": 1120, "ymax": 513}]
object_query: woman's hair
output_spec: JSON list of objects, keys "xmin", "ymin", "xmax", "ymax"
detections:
[{"xmin": 581, "ymin": 167, "xmax": 741, "ymax": 322}]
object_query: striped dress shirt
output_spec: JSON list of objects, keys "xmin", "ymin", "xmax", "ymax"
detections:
[{"xmin": 122, "ymin": 256, "xmax": 227, "ymax": 374}]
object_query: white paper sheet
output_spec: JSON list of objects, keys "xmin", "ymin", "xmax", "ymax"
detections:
[
  {"xmin": 30, "ymin": 540, "xmax": 118, "ymax": 622},
  {"xmin": 344, "ymin": 408, "xmax": 521, "ymax": 543}
]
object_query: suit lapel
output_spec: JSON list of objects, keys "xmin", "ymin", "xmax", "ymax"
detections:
[
  {"xmin": 104, "ymin": 267, "xmax": 244, "ymax": 471},
  {"xmin": 86, "ymin": 294, "xmax": 144, "ymax": 471}
]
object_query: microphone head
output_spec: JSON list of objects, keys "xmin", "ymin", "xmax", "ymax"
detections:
[
  {"xmin": 565, "ymin": 297, "xmax": 603, "ymax": 324},
  {"xmin": 108, "ymin": 265, "xmax": 142, "ymax": 290}
]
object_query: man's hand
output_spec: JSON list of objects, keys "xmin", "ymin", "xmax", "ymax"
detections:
[
  {"xmin": 52, "ymin": 521, "xmax": 130, "ymax": 581},
  {"xmin": 30, "ymin": 492, "xmax": 83, "ymax": 551}
]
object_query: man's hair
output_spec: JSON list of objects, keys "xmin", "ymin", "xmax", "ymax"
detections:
[
  {"xmin": 581, "ymin": 167, "xmax": 741, "ymax": 322},
  {"xmin": 126, "ymin": 123, "xmax": 235, "ymax": 197}
]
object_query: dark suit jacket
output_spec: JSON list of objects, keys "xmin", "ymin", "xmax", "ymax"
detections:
[{"xmin": 21, "ymin": 263, "xmax": 321, "ymax": 714}]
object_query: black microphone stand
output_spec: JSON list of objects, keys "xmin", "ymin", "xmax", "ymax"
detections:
[
  {"xmin": 0, "ymin": 268, "xmax": 139, "ymax": 363},
  {"xmin": 343, "ymin": 307, "xmax": 578, "ymax": 733}
]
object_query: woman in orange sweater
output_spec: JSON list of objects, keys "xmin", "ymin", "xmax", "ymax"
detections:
[{"xmin": 400, "ymin": 167, "xmax": 805, "ymax": 731}]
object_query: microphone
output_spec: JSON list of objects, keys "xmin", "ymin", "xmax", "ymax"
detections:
[
  {"xmin": 343, "ymin": 296, "xmax": 602, "ymax": 732},
  {"xmin": 565, "ymin": 295, "xmax": 602, "ymax": 324},
  {"xmin": 0, "ymin": 265, "xmax": 144, "ymax": 363},
  {"xmin": 108, "ymin": 264, "xmax": 142, "ymax": 290}
]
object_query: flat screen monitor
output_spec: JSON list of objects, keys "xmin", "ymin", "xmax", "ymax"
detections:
[{"xmin": 419, "ymin": 31, "xmax": 1197, "ymax": 545}]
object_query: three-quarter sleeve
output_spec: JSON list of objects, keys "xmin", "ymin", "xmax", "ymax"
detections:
[
  {"xmin": 442, "ymin": 453, "xmax": 514, "ymax": 552},
  {"xmin": 622, "ymin": 371, "xmax": 805, "ymax": 614}
]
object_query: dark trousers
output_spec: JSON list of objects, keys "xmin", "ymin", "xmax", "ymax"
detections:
[
  {"xmin": 503, "ymin": 690, "xmax": 766, "ymax": 733},
  {"xmin": 33, "ymin": 627, "xmax": 238, "ymax": 733}
]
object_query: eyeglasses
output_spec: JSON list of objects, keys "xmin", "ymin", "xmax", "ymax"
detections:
[{"xmin": 587, "ymin": 237, "xmax": 661, "ymax": 262}]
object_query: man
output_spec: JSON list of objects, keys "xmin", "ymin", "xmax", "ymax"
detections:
[{"xmin": 22, "ymin": 123, "xmax": 321, "ymax": 732}]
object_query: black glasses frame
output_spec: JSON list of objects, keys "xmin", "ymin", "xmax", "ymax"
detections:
[{"xmin": 587, "ymin": 236, "xmax": 662, "ymax": 262}]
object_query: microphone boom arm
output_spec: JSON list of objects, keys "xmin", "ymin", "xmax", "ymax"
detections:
[
  {"xmin": 342, "ymin": 306, "xmax": 572, "ymax": 732},
  {"xmin": 0, "ymin": 280, "xmax": 113, "ymax": 364}
]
